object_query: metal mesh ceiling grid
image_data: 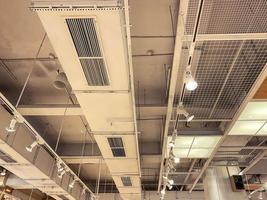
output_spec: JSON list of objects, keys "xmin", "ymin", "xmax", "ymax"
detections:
[
  {"xmin": 182, "ymin": 40, "xmax": 241, "ymax": 118},
  {"xmin": 178, "ymin": 39, "xmax": 267, "ymax": 119},
  {"xmin": 185, "ymin": 0, "xmax": 267, "ymax": 35},
  {"xmin": 212, "ymin": 40, "xmax": 267, "ymax": 119}
]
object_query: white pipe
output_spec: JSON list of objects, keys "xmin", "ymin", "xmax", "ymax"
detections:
[{"xmin": 123, "ymin": 0, "xmax": 141, "ymax": 177}]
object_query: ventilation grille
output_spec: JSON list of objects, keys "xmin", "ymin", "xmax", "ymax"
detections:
[
  {"xmin": 0, "ymin": 150, "xmax": 16, "ymax": 163},
  {"xmin": 107, "ymin": 137, "xmax": 126, "ymax": 157},
  {"xmin": 121, "ymin": 176, "xmax": 132, "ymax": 186},
  {"xmin": 66, "ymin": 18, "xmax": 109, "ymax": 86}
]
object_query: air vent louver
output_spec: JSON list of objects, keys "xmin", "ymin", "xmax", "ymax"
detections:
[
  {"xmin": 121, "ymin": 176, "xmax": 132, "ymax": 187},
  {"xmin": 66, "ymin": 18, "xmax": 109, "ymax": 86},
  {"xmin": 107, "ymin": 138, "xmax": 126, "ymax": 157}
]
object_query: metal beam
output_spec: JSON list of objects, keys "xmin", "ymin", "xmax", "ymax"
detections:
[
  {"xmin": 157, "ymin": 0, "xmax": 190, "ymax": 192},
  {"xmin": 17, "ymin": 104, "xmax": 83, "ymax": 116},
  {"xmin": 17, "ymin": 104, "xmax": 232, "ymax": 122},
  {"xmin": 239, "ymin": 150, "xmax": 267, "ymax": 175},
  {"xmin": 182, "ymin": 33, "xmax": 267, "ymax": 41},
  {"xmin": 180, "ymin": 159, "xmax": 197, "ymax": 191}
]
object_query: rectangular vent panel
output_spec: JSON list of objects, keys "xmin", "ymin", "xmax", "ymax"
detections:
[
  {"xmin": 66, "ymin": 18, "xmax": 109, "ymax": 86},
  {"xmin": 121, "ymin": 177, "xmax": 132, "ymax": 187},
  {"xmin": 108, "ymin": 138, "xmax": 126, "ymax": 157}
]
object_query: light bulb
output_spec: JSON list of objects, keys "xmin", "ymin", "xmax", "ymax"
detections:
[
  {"xmin": 168, "ymin": 179, "xmax": 174, "ymax": 185},
  {"xmin": 185, "ymin": 79, "xmax": 198, "ymax": 91},
  {"xmin": 168, "ymin": 141, "xmax": 175, "ymax": 148},
  {"xmin": 174, "ymin": 157, "xmax": 180, "ymax": 163},
  {"xmin": 1, "ymin": 169, "xmax": 6, "ymax": 176}
]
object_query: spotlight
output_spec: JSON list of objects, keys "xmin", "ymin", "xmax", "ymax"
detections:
[
  {"xmin": 177, "ymin": 104, "xmax": 194, "ymax": 122},
  {"xmin": 174, "ymin": 157, "xmax": 180, "ymax": 163},
  {"xmin": 166, "ymin": 179, "xmax": 174, "ymax": 190},
  {"xmin": 160, "ymin": 188, "xmax": 165, "ymax": 195},
  {"xmin": 0, "ymin": 169, "xmax": 6, "ymax": 176},
  {"xmin": 26, "ymin": 141, "xmax": 38, "ymax": 152},
  {"xmin": 53, "ymin": 72, "xmax": 68, "ymax": 90},
  {"xmin": 168, "ymin": 133, "xmax": 177, "ymax": 148},
  {"xmin": 69, "ymin": 179, "xmax": 76, "ymax": 188},
  {"xmin": 56, "ymin": 160, "xmax": 62, "ymax": 170},
  {"xmin": 168, "ymin": 141, "xmax": 175, "ymax": 148},
  {"xmin": 58, "ymin": 170, "xmax": 65, "ymax": 179},
  {"xmin": 184, "ymin": 70, "xmax": 198, "ymax": 91},
  {"xmin": 168, "ymin": 179, "xmax": 174, "ymax": 185},
  {"xmin": 166, "ymin": 182, "xmax": 173, "ymax": 190},
  {"xmin": 5, "ymin": 118, "xmax": 18, "ymax": 133},
  {"xmin": 169, "ymin": 151, "xmax": 179, "ymax": 164},
  {"xmin": 258, "ymin": 191, "xmax": 263, "ymax": 200},
  {"xmin": 82, "ymin": 187, "xmax": 86, "ymax": 195},
  {"xmin": 184, "ymin": 111, "xmax": 194, "ymax": 122}
]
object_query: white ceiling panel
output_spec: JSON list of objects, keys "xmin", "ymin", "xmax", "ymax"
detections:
[
  {"xmin": 239, "ymin": 102, "xmax": 267, "ymax": 120},
  {"xmin": 228, "ymin": 121, "xmax": 265, "ymax": 135}
]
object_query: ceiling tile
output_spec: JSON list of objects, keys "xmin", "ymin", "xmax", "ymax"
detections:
[
  {"xmin": 256, "ymin": 123, "xmax": 267, "ymax": 135},
  {"xmin": 239, "ymin": 102, "xmax": 267, "ymax": 120},
  {"xmin": 192, "ymin": 136, "xmax": 221, "ymax": 148},
  {"xmin": 188, "ymin": 148, "xmax": 212, "ymax": 158},
  {"xmin": 229, "ymin": 121, "xmax": 265, "ymax": 135}
]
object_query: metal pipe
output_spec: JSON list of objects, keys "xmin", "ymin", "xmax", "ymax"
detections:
[
  {"xmin": 157, "ymin": 0, "xmax": 190, "ymax": 192},
  {"xmin": 96, "ymin": 159, "xmax": 102, "ymax": 195},
  {"xmin": 180, "ymin": 159, "xmax": 197, "ymax": 191},
  {"xmin": 123, "ymin": 0, "xmax": 142, "ymax": 178},
  {"xmin": 189, "ymin": 63, "xmax": 267, "ymax": 192},
  {"xmin": 15, "ymin": 67, "xmax": 34, "ymax": 108},
  {"xmin": 240, "ymin": 150, "xmax": 267, "ymax": 175}
]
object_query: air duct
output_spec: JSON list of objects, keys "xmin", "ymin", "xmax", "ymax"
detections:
[{"xmin": 32, "ymin": 1, "xmax": 141, "ymax": 199}]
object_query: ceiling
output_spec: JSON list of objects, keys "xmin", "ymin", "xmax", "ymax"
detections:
[{"xmin": 0, "ymin": 0, "xmax": 267, "ymax": 198}]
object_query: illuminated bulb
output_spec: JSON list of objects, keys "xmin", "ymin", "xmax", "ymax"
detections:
[
  {"xmin": 185, "ymin": 71, "xmax": 198, "ymax": 91},
  {"xmin": 185, "ymin": 78, "xmax": 198, "ymax": 91},
  {"xmin": 174, "ymin": 157, "xmax": 180, "ymax": 163},
  {"xmin": 6, "ymin": 119, "xmax": 17, "ymax": 133},
  {"xmin": 1, "ymin": 169, "xmax": 6, "ymax": 176},
  {"xmin": 168, "ymin": 179, "xmax": 174, "ymax": 185},
  {"xmin": 26, "ymin": 141, "xmax": 38, "ymax": 152}
]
